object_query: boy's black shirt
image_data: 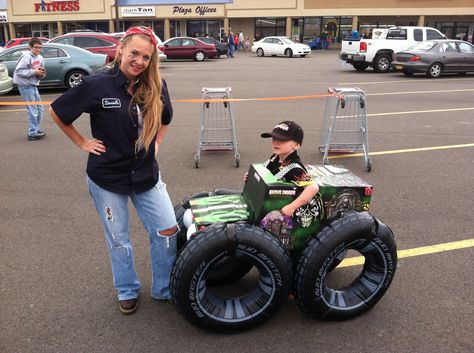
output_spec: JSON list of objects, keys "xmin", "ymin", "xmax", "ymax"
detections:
[{"xmin": 264, "ymin": 151, "xmax": 313, "ymax": 187}]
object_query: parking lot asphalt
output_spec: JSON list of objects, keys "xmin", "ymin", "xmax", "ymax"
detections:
[{"xmin": 1, "ymin": 50, "xmax": 473, "ymax": 353}]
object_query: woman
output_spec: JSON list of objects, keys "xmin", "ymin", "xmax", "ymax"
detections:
[{"xmin": 50, "ymin": 26, "xmax": 178, "ymax": 315}]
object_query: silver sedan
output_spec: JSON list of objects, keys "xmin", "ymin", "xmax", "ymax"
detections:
[{"xmin": 391, "ymin": 39, "xmax": 474, "ymax": 78}]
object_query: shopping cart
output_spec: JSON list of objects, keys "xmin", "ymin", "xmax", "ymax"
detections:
[
  {"xmin": 194, "ymin": 87, "xmax": 240, "ymax": 168},
  {"xmin": 319, "ymin": 87, "xmax": 372, "ymax": 172}
]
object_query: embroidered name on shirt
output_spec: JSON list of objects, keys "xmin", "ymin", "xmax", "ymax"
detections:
[{"xmin": 102, "ymin": 98, "xmax": 121, "ymax": 108}]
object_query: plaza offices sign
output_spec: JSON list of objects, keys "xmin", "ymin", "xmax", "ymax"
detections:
[{"xmin": 117, "ymin": 1, "xmax": 232, "ymax": 4}]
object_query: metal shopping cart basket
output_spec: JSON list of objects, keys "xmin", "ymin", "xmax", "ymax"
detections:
[
  {"xmin": 319, "ymin": 87, "xmax": 372, "ymax": 172},
  {"xmin": 194, "ymin": 87, "xmax": 240, "ymax": 168}
]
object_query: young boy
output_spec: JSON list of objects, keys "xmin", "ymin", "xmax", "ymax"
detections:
[
  {"xmin": 260, "ymin": 121, "xmax": 319, "ymax": 217},
  {"xmin": 13, "ymin": 37, "xmax": 46, "ymax": 141}
]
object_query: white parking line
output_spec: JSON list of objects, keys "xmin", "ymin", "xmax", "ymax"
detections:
[
  {"xmin": 366, "ymin": 88, "xmax": 474, "ymax": 96},
  {"xmin": 368, "ymin": 107, "xmax": 474, "ymax": 117},
  {"xmin": 338, "ymin": 78, "xmax": 472, "ymax": 85}
]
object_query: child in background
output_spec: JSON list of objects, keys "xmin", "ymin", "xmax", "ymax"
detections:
[{"xmin": 244, "ymin": 37, "xmax": 251, "ymax": 51}]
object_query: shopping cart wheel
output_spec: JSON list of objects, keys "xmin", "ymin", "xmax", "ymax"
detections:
[
  {"xmin": 194, "ymin": 154, "xmax": 200, "ymax": 168},
  {"xmin": 360, "ymin": 97, "xmax": 365, "ymax": 109},
  {"xmin": 340, "ymin": 97, "xmax": 345, "ymax": 109},
  {"xmin": 323, "ymin": 156, "xmax": 329, "ymax": 165},
  {"xmin": 205, "ymin": 102, "xmax": 210, "ymax": 109},
  {"xmin": 234, "ymin": 153, "xmax": 240, "ymax": 168},
  {"xmin": 366, "ymin": 158, "xmax": 372, "ymax": 172}
]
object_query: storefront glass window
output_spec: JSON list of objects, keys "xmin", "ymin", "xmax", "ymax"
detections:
[
  {"xmin": 291, "ymin": 18, "xmax": 303, "ymax": 42},
  {"xmin": 338, "ymin": 17, "xmax": 352, "ymax": 42},
  {"xmin": 15, "ymin": 23, "xmax": 58, "ymax": 39},
  {"xmin": 255, "ymin": 18, "xmax": 286, "ymax": 41},
  {"xmin": 427, "ymin": 21, "xmax": 472, "ymax": 40},
  {"xmin": 63, "ymin": 21, "xmax": 109, "ymax": 34},
  {"xmin": 186, "ymin": 20, "xmax": 223, "ymax": 39},
  {"xmin": 302, "ymin": 17, "xmax": 321, "ymax": 42},
  {"xmin": 170, "ymin": 20, "xmax": 182, "ymax": 38}
]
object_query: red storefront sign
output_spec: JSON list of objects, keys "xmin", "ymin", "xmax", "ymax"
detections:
[{"xmin": 34, "ymin": 1, "xmax": 80, "ymax": 12}]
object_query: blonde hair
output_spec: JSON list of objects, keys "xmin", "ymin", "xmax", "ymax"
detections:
[{"xmin": 113, "ymin": 34, "xmax": 163, "ymax": 154}]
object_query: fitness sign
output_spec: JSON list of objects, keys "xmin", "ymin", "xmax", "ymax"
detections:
[{"xmin": 34, "ymin": 0, "xmax": 80, "ymax": 12}]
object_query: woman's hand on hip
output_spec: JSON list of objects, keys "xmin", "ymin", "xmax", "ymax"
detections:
[{"xmin": 79, "ymin": 139, "xmax": 106, "ymax": 155}]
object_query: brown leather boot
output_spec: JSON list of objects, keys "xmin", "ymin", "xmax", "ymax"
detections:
[{"xmin": 118, "ymin": 298, "xmax": 138, "ymax": 315}]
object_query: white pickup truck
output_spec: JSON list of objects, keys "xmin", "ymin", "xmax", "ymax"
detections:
[{"xmin": 340, "ymin": 27, "xmax": 446, "ymax": 72}]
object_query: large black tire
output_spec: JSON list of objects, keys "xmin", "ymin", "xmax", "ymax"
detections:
[
  {"xmin": 352, "ymin": 62, "xmax": 370, "ymax": 71},
  {"xmin": 174, "ymin": 190, "xmax": 252, "ymax": 285},
  {"xmin": 171, "ymin": 223, "xmax": 292, "ymax": 332},
  {"xmin": 285, "ymin": 48, "xmax": 293, "ymax": 58},
  {"xmin": 295, "ymin": 211, "xmax": 397, "ymax": 320},
  {"xmin": 373, "ymin": 54, "xmax": 391, "ymax": 73},
  {"xmin": 256, "ymin": 48, "xmax": 264, "ymax": 57}
]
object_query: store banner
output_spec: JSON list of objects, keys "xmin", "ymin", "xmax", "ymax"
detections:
[
  {"xmin": 0, "ymin": 10, "xmax": 7, "ymax": 23},
  {"xmin": 118, "ymin": 1, "xmax": 233, "ymax": 4}
]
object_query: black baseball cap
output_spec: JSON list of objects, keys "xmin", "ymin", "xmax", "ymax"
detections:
[{"xmin": 261, "ymin": 121, "xmax": 304, "ymax": 145}]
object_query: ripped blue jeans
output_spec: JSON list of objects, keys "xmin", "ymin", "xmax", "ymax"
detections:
[{"xmin": 87, "ymin": 176, "xmax": 177, "ymax": 301}]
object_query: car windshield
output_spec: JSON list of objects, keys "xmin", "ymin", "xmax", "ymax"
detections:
[
  {"xmin": 281, "ymin": 38, "xmax": 296, "ymax": 44},
  {"xmin": 409, "ymin": 41, "xmax": 437, "ymax": 51}
]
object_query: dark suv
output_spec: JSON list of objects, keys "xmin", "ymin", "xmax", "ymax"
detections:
[{"xmin": 49, "ymin": 32, "xmax": 119, "ymax": 61}]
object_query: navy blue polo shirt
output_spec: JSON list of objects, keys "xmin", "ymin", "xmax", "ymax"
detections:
[{"xmin": 51, "ymin": 65, "xmax": 173, "ymax": 194}]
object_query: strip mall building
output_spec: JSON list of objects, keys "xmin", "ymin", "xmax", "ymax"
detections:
[{"xmin": 2, "ymin": 0, "xmax": 474, "ymax": 45}]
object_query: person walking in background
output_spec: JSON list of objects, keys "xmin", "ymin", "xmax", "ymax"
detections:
[
  {"xmin": 227, "ymin": 32, "xmax": 235, "ymax": 57},
  {"xmin": 238, "ymin": 30, "xmax": 245, "ymax": 50},
  {"xmin": 234, "ymin": 33, "xmax": 239, "ymax": 51},
  {"xmin": 49, "ymin": 26, "xmax": 178, "ymax": 315},
  {"xmin": 244, "ymin": 36, "xmax": 251, "ymax": 51},
  {"xmin": 321, "ymin": 31, "xmax": 329, "ymax": 50},
  {"xmin": 13, "ymin": 37, "xmax": 46, "ymax": 141}
]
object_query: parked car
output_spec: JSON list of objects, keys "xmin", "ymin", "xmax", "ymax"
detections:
[
  {"xmin": 252, "ymin": 36, "xmax": 311, "ymax": 58},
  {"xmin": 5, "ymin": 37, "xmax": 49, "ymax": 49},
  {"xmin": 0, "ymin": 43, "xmax": 108, "ymax": 88},
  {"xmin": 340, "ymin": 26, "xmax": 446, "ymax": 72},
  {"xmin": 0, "ymin": 63, "xmax": 13, "ymax": 95},
  {"xmin": 163, "ymin": 37, "xmax": 218, "ymax": 61},
  {"xmin": 391, "ymin": 39, "xmax": 474, "ymax": 78},
  {"xmin": 110, "ymin": 31, "xmax": 167, "ymax": 62},
  {"xmin": 49, "ymin": 32, "xmax": 119, "ymax": 61},
  {"xmin": 197, "ymin": 37, "xmax": 228, "ymax": 57}
]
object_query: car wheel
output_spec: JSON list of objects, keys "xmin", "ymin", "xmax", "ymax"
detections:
[
  {"xmin": 194, "ymin": 51, "xmax": 205, "ymax": 62},
  {"xmin": 402, "ymin": 69, "xmax": 414, "ymax": 77},
  {"xmin": 171, "ymin": 223, "xmax": 292, "ymax": 332},
  {"xmin": 295, "ymin": 211, "xmax": 397, "ymax": 320},
  {"xmin": 373, "ymin": 54, "xmax": 391, "ymax": 73},
  {"xmin": 256, "ymin": 48, "xmax": 264, "ymax": 57},
  {"xmin": 65, "ymin": 70, "xmax": 87, "ymax": 88},
  {"xmin": 427, "ymin": 63, "xmax": 442, "ymax": 78},
  {"xmin": 352, "ymin": 62, "xmax": 370, "ymax": 71},
  {"xmin": 285, "ymin": 48, "xmax": 293, "ymax": 58}
]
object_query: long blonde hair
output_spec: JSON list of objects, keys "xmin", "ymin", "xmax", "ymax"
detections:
[{"xmin": 113, "ymin": 33, "xmax": 163, "ymax": 154}]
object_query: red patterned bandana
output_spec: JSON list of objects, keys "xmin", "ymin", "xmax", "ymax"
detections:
[{"xmin": 123, "ymin": 26, "xmax": 157, "ymax": 47}]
